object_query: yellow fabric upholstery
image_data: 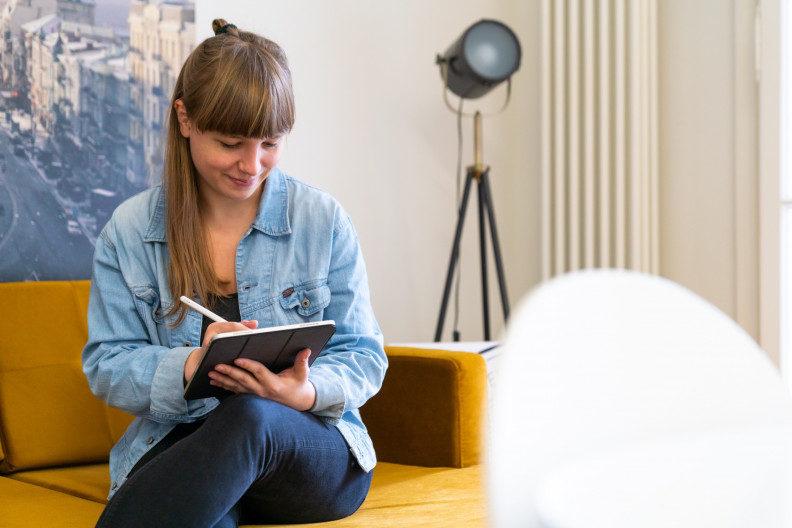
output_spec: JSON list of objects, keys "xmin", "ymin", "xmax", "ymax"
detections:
[
  {"xmin": 361, "ymin": 346, "xmax": 488, "ymax": 468},
  {"xmin": 8, "ymin": 463, "xmax": 111, "ymax": 503},
  {"xmin": 0, "ymin": 477, "xmax": 104, "ymax": 527},
  {"xmin": 5, "ymin": 462, "xmax": 486, "ymax": 528},
  {"xmin": 0, "ymin": 363, "xmax": 114, "ymax": 471},
  {"xmin": 258, "ymin": 463, "xmax": 486, "ymax": 528},
  {"xmin": 0, "ymin": 280, "xmax": 489, "ymax": 526},
  {"xmin": 0, "ymin": 281, "xmax": 124, "ymax": 473}
]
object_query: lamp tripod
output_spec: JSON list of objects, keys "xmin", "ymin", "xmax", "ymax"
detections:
[{"xmin": 435, "ymin": 110, "xmax": 510, "ymax": 342}]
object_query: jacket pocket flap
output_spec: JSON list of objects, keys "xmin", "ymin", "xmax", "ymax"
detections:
[{"xmin": 279, "ymin": 283, "xmax": 331, "ymax": 317}]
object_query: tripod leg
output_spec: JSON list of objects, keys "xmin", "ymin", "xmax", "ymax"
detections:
[
  {"xmin": 477, "ymin": 176, "xmax": 491, "ymax": 341},
  {"xmin": 435, "ymin": 170, "xmax": 475, "ymax": 342},
  {"xmin": 480, "ymin": 170, "xmax": 511, "ymax": 320}
]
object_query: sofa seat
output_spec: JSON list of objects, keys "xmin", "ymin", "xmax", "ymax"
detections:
[
  {"xmin": 3, "ymin": 462, "xmax": 485, "ymax": 527},
  {"xmin": 325, "ymin": 463, "xmax": 485, "ymax": 528},
  {"xmin": 0, "ymin": 281, "xmax": 489, "ymax": 527},
  {"xmin": 0, "ymin": 477, "xmax": 105, "ymax": 527},
  {"xmin": 6, "ymin": 463, "xmax": 111, "ymax": 503}
]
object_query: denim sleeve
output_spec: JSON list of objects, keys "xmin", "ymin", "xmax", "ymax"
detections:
[
  {"xmin": 82, "ymin": 225, "xmax": 215, "ymax": 423},
  {"xmin": 308, "ymin": 211, "xmax": 387, "ymax": 420}
]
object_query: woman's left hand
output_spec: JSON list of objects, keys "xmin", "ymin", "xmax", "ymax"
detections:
[{"xmin": 208, "ymin": 349, "xmax": 317, "ymax": 411}]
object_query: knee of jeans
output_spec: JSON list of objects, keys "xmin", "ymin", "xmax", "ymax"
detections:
[
  {"xmin": 320, "ymin": 471, "xmax": 372, "ymax": 522},
  {"xmin": 217, "ymin": 395, "xmax": 286, "ymax": 439},
  {"xmin": 222, "ymin": 393, "xmax": 281, "ymax": 418}
]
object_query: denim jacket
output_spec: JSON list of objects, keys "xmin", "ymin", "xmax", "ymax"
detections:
[{"xmin": 82, "ymin": 168, "xmax": 387, "ymax": 498}]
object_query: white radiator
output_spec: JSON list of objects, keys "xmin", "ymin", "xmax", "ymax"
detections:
[{"xmin": 541, "ymin": 0, "xmax": 659, "ymax": 279}]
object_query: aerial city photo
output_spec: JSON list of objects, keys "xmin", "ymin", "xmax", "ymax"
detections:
[{"xmin": 0, "ymin": 0, "xmax": 194, "ymax": 281}]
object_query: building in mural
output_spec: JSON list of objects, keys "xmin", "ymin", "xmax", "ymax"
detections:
[
  {"xmin": 128, "ymin": 1, "xmax": 194, "ymax": 188},
  {"xmin": 0, "ymin": 0, "xmax": 194, "ymax": 282}
]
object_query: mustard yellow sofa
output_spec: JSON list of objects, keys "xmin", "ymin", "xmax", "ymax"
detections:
[{"xmin": 0, "ymin": 281, "xmax": 488, "ymax": 527}]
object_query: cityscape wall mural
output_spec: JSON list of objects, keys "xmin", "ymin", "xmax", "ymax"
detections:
[{"xmin": 0, "ymin": 0, "xmax": 195, "ymax": 281}]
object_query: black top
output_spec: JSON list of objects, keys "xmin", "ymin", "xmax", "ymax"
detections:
[{"xmin": 199, "ymin": 293, "xmax": 241, "ymax": 344}]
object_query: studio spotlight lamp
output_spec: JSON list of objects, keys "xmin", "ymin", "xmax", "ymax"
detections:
[
  {"xmin": 434, "ymin": 19, "xmax": 521, "ymax": 342},
  {"xmin": 437, "ymin": 19, "xmax": 522, "ymax": 101}
]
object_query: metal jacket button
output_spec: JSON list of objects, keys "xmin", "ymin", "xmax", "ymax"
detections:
[
  {"xmin": 146, "ymin": 436, "xmax": 154, "ymax": 445},
  {"xmin": 301, "ymin": 299, "xmax": 310, "ymax": 308}
]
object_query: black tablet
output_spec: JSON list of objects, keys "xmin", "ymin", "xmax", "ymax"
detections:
[{"xmin": 183, "ymin": 320, "xmax": 336, "ymax": 400}]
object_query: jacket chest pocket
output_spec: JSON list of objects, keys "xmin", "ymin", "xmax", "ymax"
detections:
[
  {"xmin": 279, "ymin": 283, "xmax": 331, "ymax": 323},
  {"xmin": 132, "ymin": 286, "xmax": 192, "ymax": 347}
]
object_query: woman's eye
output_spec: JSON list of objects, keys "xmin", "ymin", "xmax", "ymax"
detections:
[
  {"xmin": 219, "ymin": 141, "xmax": 239, "ymax": 149},
  {"xmin": 263, "ymin": 141, "xmax": 278, "ymax": 148}
]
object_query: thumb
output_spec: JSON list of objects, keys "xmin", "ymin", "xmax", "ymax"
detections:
[{"xmin": 293, "ymin": 348, "xmax": 312, "ymax": 375}]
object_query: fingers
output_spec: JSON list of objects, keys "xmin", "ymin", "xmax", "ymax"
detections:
[
  {"xmin": 209, "ymin": 349, "xmax": 313, "ymax": 397},
  {"xmin": 209, "ymin": 364, "xmax": 258, "ymax": 395},
  {"xmin": 211, "ymin": 359, "xmax": 274, "ymax": 394},
  {"xmin": 202, "ymin": 320, "xmax": 258, "ymax": 347},
  {"xmin": 208, "ymin": 351, "xmax": 316, "ymax": 410},
  {"xmin": 233, "ymin": 357, "xmax": 265, "ymax": 375},
  {"xmin": 233, "ymin": 348, "xmax": 311, "ymax": 380},
  {"xmin": 207, "ymin": 370, "xmax": 237, "ymax": 392}
]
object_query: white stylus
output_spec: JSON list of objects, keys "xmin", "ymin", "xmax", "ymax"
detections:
[{"xmin": 179, "ymin": 295, "xmax": 227, "ymax": 323}]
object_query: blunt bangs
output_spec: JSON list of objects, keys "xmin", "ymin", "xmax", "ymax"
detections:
[{"xmin": 184, "ymin": 40, "xmax": 295, "ymax": 139}]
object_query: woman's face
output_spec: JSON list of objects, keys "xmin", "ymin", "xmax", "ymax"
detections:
[{"xmin": 175, "ymin": 100, "xmax": 284, "ymax": 204}]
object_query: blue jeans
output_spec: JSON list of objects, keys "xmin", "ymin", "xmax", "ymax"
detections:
[{"xmin": 96, "ymin": 394, "xmax": 372, "ymax": 527}]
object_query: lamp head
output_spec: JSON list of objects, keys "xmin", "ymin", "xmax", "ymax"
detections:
[{"xmin": 437, "ymin": 19, "xmax": 522, "ymax": 100}]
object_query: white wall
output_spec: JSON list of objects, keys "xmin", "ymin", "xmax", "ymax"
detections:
[
  {"xmin": 195, "ymin": 0, "xmax": 542, "ymax": 344},
  {"xmin": 195, "ymin": 1, "xmax": 761, "ymax": 352},
  {"xmin": 658, "ymin": 0, "xmax": 760, "ymax": 348}
]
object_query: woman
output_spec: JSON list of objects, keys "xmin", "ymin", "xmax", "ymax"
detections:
[{"xmin": 82, "ymin": 19, "xmax": 387, "ymax": 528}]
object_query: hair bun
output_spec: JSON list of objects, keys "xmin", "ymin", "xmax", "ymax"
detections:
[
  {"xmin": 214, "ymin": 23, "xmax": 237, "ymax": 35},
  {"xmin": 212, "ymin": 18, "xmax": 237, "ymax": 36}
]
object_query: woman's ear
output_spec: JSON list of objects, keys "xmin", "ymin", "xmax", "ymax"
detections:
[{"xmin": 174, "ymin": 100, "xmax": 192, "ymax": 138}]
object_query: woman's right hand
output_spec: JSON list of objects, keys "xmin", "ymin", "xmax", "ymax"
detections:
[{"xmin": 183, "ymin": 320, "xmax": 259, "ymax": 382}]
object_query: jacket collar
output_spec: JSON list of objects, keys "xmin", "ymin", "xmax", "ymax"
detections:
[
  {"xmin": 144, "ymin": 168, "xmax": 291, "ymax": 242},
  {"xmin": 252, "ymin": 167, "xmax": 291, "ymax": 236}
]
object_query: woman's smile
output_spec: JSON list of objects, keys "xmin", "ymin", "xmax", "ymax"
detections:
[{"xmin": 227, "ymin": 174, "xmax": 258, "ymax": 187}]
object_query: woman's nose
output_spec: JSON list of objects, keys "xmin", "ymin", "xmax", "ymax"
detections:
[{"xmin": 238, "ymin": 146, "xmax": 263, "ymax": 175}]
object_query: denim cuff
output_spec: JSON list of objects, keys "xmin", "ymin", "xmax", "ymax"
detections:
[
  {"xmin": 150, "ymin": 347, "xmax": 212, "ymax": 420},
  {"xmin": 308, "ymin": 367, "xmax": 345, "ymax": 418}
]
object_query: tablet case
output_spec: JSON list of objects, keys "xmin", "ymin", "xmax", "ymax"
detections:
[{"xmin": 183, "ymin": 320, "xmax": 336, "ymax": 400}]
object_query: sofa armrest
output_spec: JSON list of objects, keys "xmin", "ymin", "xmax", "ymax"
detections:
[{"xmin": 360, "ymin": 346, "xmax": 488, "ymax": 468}]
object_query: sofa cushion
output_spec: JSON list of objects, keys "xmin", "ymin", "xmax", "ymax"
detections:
[
  {"xmin": 0, "ymin": 476, "xmax": 104, "ymax": 527},
  {"xmin": 0, "ymin": 281, "xmax": 121, "ymax": 473},
  {"xmin": 8, "ymin": 462, "xmax": 110, "ymax": 503},
  {"xmin": 259, "ymin": 463, "xmax": 485, "ymax": 528},
  {"xmin": 361, "ymin": 347, "xmax": 487, "ymax": 468},
  {"xmin": 9, "ymin": 461, "xmax": 485, "ymax": 528}
]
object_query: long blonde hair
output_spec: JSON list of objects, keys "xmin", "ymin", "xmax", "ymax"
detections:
[{"xmin": 162, "ymin": 18, "xmax": 295, "ymax": 324}]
